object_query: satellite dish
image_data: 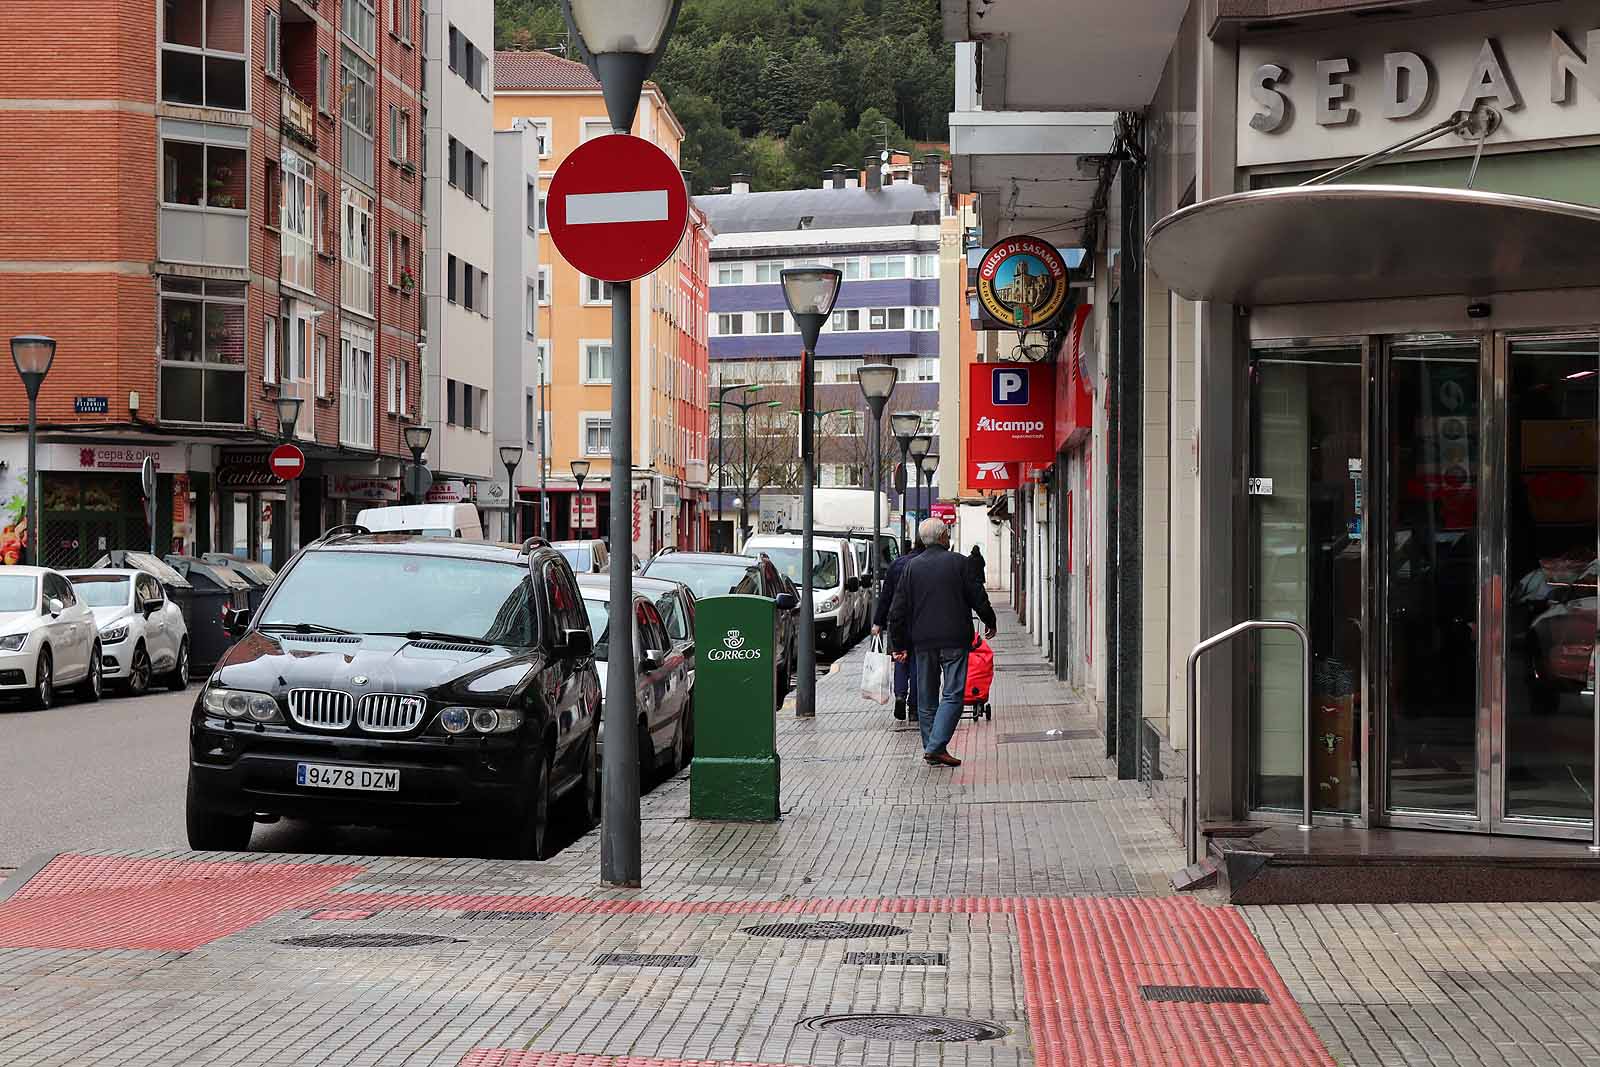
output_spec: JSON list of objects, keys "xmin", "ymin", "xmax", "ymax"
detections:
[{"xmin": 880, "ymin": 150, "xmax": 890, "ymax": 164}]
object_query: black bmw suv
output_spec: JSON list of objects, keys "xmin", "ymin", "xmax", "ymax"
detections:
[{"xmin": 185, "ymin": 531, "xmax": 600, "ymax": 859}]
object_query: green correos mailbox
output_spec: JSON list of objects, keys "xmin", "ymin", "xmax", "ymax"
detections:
[{"xmin": 690, "ymin": 593, "xmax": 779, "ymax": 821}]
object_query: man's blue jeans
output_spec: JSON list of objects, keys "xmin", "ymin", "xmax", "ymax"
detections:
[
  {"xmin": 914, "ymin": 646, "xmax": 968, "ymax": 756},
  {"xmin": 893, "ymin": 655, "xmax": 915, "ymax": 710}
]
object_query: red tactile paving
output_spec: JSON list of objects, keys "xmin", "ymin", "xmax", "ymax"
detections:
[
  {"xmin": 448, "ymin": 896, "xmax": 1334, "ymax": 1067},
  {"xmin": 0, "ymin": 853, "xmax": 362, "ymax": 951}
]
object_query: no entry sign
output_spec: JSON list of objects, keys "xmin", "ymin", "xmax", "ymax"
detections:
[
  {"xmin": 547, "ymin": 134, "xmax": 689, "ymax": 283},
  {"xmin": 269, "ymin": 443, "xmax": 306, "ymax": 481}
]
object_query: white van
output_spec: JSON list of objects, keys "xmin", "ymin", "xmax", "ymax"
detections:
[
  {"xmin": 743, "ymin": 532, "xmax": 864, "ymax": 654},
  {"xmin": 355, "ymin": 503, "xmax": 485, "ymax": 540}
]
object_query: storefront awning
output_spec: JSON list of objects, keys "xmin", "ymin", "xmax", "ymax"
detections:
[{"xmin": 1146, "ymin": 185, "xmax": 1600, "ymax": 307}]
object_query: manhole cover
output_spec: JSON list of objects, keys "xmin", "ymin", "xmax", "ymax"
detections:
[
  {"xmin": 843, "ymin": 951, "xmax": 948, "ymax": 967},
  {"xmin": 594, "ymin": 952, "xmax": 699, "ymax": 967},
  {"xmin": 741, "ymin": 921, "xmax": 908, "ymax": 940},
  {"xmin": 277, "ymin": 933, "xmax": 462, "ymax": 949},
  {"xmin": 802, "ymin": 1014, "xmax": 1007, "ymax": 1042},
  {"xmin": 998, "ymin": 729, "xmax": 1096, "ymax": 744},
  {"xmin": 460, "ymin": 910, "xmax": 551, "ymax": 920},
  {"xmin": 1140, "ymin": 985, "xmax": 1269, "ymax": 1004}
]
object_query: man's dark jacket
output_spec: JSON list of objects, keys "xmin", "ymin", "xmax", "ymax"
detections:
[
  {"xmin": 888, "ymin": 543, "xmax": 998, "ymax": 654},
  {"xmin": 873, "ymin": 547, "xmax": 918, "ymax": 632}
]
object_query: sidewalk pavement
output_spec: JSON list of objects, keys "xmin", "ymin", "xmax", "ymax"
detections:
[{"xmin": 5, "ymin": 610, "xmax": 1592, "ymax": 1065}]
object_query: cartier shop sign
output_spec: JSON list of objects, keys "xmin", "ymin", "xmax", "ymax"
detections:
[{"xmin": 1238, "ymin": 0, "xmax": 1600, "ymax": 167}]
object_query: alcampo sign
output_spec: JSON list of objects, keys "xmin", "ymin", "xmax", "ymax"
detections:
[{"xmin": 976, "ymin": 236, "xmax": 1069, "ymax": 328}]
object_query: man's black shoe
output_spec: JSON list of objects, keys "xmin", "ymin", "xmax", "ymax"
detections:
[{"xmin": 893, "ymin": 699, "xmax": 906, "ymax": 721}]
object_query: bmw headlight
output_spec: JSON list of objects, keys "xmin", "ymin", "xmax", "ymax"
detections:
[
  {"xmin": 202, "ymin": 686, "xmax": 283, "ymax": 723},
  {"xmin": 100, "ymin": 623, "xmax": 129, "ymax": 644},
  {"xmin": 0, "ymin": 633, "xmax": 26, "ymax": 652},
  {"xmin": 438, "ymin": 706, "xmax": 523, "ymax": 735},
  {"xmin": 819, "ymin": 594, "xmax": 841, "ymax": 613}
]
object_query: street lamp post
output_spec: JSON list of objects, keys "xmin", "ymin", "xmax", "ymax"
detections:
[
  {"xmin": 10, "ymin": 336, "xmax": 55, "ymax": 567},
  {"xmin": 275, "ymin": 396, "xmax": 303, "ymax": 556},
  {"xmin": 908, "ymin": 433, "xmax": 931, "ymax": 527},
  {"xmin": 570, "ymin": 459, "xmax": 591, "ymax": 535},
  {"xmin": 711, "ymin": 383, "xmax": 771, "ymax": 552},
  {"xmin": 857, "ymin": 364, "xmax": 897, "ymax": 617},
  {"xmin": 500, "ymin": 445, "xmax": 523, "ymax": 542},
  {"xmin": 403, "ymin": 424, "xmax": 433, "ymax": 504},
  {"xmin": 919, "ymin": 452, "xmax": 940, "ymax": 524},
  {"xmin": 780, "ymin": 266, "xmax": 843, "ymax": 719},
  {"xmin": 890, "ymin": 412, "xmax": 920, "ymax": 552},
  {"xmin": 563, "ymin": 0, "xmax": 682, "ymax": 888}
]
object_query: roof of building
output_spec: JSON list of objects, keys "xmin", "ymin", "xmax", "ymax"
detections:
[
  {"xmin": 694, "ymin": 184, "xmax": 942, "ymax": 235},
  {"xmin": 494, "ymin": 50, "xmax": 600, "ymax": 90}
]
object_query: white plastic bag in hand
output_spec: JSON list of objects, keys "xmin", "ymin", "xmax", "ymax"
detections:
[{"xmin": 860, "ymin": 634, "xmax": 893, "ymax": 705}]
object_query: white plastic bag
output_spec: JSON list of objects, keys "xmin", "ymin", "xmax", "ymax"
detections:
[{"xmin": 860, "ymin": 634, "xmax": 893, "ymax": 705}]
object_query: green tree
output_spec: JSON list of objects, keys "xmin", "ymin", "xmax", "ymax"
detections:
[
  {"xmin": 853, "ymin": 106, "xmax": 909, "ymax": 162},
  {"xmin": 784, "ymin": 100, "xmax": 858, "ymax": 181},
  {"xmin": 747, "ymin": 134, "xmax": 800, "ymax": 191},
  {"xmin": 705, "ymin": 36, "xmax": 769, "ymax": 137},
  {"xmin": 675, "ymin": 93, "xmax": 750, "ymax": 192}
]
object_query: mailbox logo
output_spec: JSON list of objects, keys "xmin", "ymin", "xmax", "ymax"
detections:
[
  {"xmin": 992, "ymin": 369, "xmax": 1029, "ymax": 405},
  {"xmin": 707, "ymin": 627, "xmax": 760, "ymax": 661}
]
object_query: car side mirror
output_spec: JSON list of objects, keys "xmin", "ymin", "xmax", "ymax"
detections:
[
  {"xmin": 221, "ymin": 605, "xmax": 252, "ymax": 637},
  {"xmin": 46, "ymin": 597, "xmax": 64, "ymax": 616},
  {"xmin": 683, "ymin": 641, "xmax": 696, "ymax": 657},
  {"xmin": 558, "ymin": 628, "xmax": 593, "ymax": 659},
  {"xmin": 142, "ymin": 597, "xmax": 164, "ymax": 616},
  {"xmin": 845, "ymin": 577, "xmax": 862, "ymax": 593},
  {"xmin": 775, "ymin": 591, "xmax": 799, "ymax": 612},
  {"xmin": 641, "ymin": 649, "xmax": 664, "ymax": 671}
]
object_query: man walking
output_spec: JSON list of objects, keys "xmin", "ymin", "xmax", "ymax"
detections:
[
  {"xmin": 889, "ymin": 518, "xmax": 998, "ymax": 767},
  {"xmin": 873, "ymin": 539, "xmax": 922, "ymax": 720}
]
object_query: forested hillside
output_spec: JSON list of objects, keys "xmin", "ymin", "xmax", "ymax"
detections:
[{"xmin": 494, "ymin": 0, "xmax": 953, "ymax": 192}]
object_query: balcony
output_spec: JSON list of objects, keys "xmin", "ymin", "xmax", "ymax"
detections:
[{"xmin": 281, "ymin": 86, "xmax": 316, "ymax": 149}]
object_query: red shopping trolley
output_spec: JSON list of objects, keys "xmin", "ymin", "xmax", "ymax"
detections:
[{"xmin": 964, "ymin": 629, "xmax": 994, "ymax": 721}]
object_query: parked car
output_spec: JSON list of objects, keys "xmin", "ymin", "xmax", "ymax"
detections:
[
  {"xmin": 355, "ymin": 503, "xmax": 485, "ymax": 540},
  {"xmin": 0, "ymin": 566, "xmax": 103, "ymax": 708},
  {"xmin": 639, "ymin": 550, "xmax": 799, "ymax": 707},
  {"xmin": 554, "ymin": 539, "xmax": 609, "ymax": 574},
  {"xmin": 64, "ymin": 568, "xmax": 190, "ymax": 694},
  {"xmin": 185, "ymin": 532, "xmax": 600, "ymax": 860},
  {"xmin": 743, "ymin": 533, "xmax": 865, "ymax": 653},
  {"xmin": 576, "ymin": 576, "xmax": 691, "ymax": 783},
  {"xmin": 626, "ymin": 574, "xmax": 697, "ymax": 689}
]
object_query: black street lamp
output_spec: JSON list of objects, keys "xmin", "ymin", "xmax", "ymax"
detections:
[
  {"xmin": 890, "ymin": 412, "xmax": 920, "ymax": 552},
  {"xmin": 780, "ymin": 265, "xmax": 843, "ymax": 720},
  {"xmin": 919, "ymin": 452, "xmax": 940, "ymax": 524},
  {"xmin": 499, "ymin": 445, "xmax": 523, "ymax": 542},
  {"xmin": 275, "ymin": 396, "xmax": 303, "ymax": 554},
  {"xmin": 562, "ymin": 0, "xmax": 684, "ymax": 888},
  {"xmin": 570, "ymin": 459, "xmax": 591, "ymax": 535},
  {"xmin": 10, "ymin": 335, "xmax": 55, "ymax": 567},
  {"xmin": 857, "ymin": 363, "xmax": 897, "ymax": 614},
  {"xmin": 403, "ymin": 424, "xmax": 432, "ymax": 504},
  {"xmin": 712, "ymin": 381, "xmax": 767, "ymax": 551},
  {"xmin": 908, "ymin": 433, "xmax": 932, "ymax": 525}
]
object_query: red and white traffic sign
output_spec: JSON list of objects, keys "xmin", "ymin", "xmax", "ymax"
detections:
[
  {"xmin": 269, "ymin": 443, "xmax": 306, "ymax": 481},
  {"xmin": 546, "ymin": 134, "xmax": 689, "ymax": 283}
]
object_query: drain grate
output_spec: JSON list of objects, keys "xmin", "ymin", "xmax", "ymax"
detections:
[
  {"xmin": 594, "ymin": 952, "xmax": 699, "ymax": 967},
  {"xmin": 844, "ymin": 951, "xmax": 948, "ymax": 967},
  {"xmin": 742, "ymin": 921, "xmax": 908, "ymax": 940},
  {"xmin": 460, "ymin": 910, "xmax": 551, "ymax": 921},
  {"xmin": 998, "ymin": 729, "xmax": 1096, "ymax": 744},
  {"xmin": 277, "ymin": 933, "xmax": 462, "ymax": 949},
  {"xmin": 803, "ymin": 1014, "xmax": 1007, "ymax": 1042},
  {"xmin": 1140, "ymin": 985, "xmax": 1269, "ymax": 1004}
]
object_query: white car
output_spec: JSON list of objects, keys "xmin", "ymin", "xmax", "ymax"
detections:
[
  {"xmin": 65, "ymin": 569, "xmax": 190, "ymax": 695},
  {"xmin": 743, "ymin": 533, "xmax": 865, "ymax": 654},
  {"xmin": 0, "ymin": 566, "xmax": 104, "ymax": 708}
]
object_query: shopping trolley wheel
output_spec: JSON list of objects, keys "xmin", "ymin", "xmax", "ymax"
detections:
[{"xmin": 984, "ymin": 703, "xmax": 992, "ymax": 721}]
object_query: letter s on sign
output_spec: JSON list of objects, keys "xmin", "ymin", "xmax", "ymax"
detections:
[{"xmin": 1250, "ymin": 63, "xmax": 1289, "ymax": 133}]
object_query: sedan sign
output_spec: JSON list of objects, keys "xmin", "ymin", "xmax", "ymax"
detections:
[{"xmin": 967, "ymin": 362, "xmax": 1056, "ymax": 465}]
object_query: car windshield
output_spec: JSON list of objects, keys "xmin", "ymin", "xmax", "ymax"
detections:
[
  {"xmin": 656, "ymin": 593, "xmax": 688, "ymax": 641},
  {"xmin": 0, "ymin": 574, "xmax": 36, "ymax": 612},
  {"xmin": 559, "ymin": 546, "xmax": 593, "ymax": 571},
  {"xmin": 754, "ymin": 547, "xmax": 840, "ymax": 590},
  {"xmin": 581, "ymin": 597, "xmax": 611, "ymax": 660},
  {"xmin": 70, "ymin": 575, "xmax": 131, "ymax": 608},
  {"xmin": 644, "ymin": 560, "xmax": 755, "ymax": 600},
  {"xmin": 258, "ymin": 551, "xmax": 537, "ymax": 646}
]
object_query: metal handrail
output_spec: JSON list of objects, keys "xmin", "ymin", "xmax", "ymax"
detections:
[{"xmin": 1185, "ymin": 619, "xmax": 1312, "ymax": 867}]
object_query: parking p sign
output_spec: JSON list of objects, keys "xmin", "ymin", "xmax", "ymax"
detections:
[{"xmin": 967, "ymin": 363, "xmax": 1056, "ymax": 465}]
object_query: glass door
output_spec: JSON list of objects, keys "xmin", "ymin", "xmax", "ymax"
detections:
[{"xmin": 1381, "ymin": 338, "xmax": 1484, "ymax": 822}]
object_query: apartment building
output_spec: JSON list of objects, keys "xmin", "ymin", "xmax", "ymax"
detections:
[
  {"xmin": 420, "ymin": 0, "xmax": 494, "ymax": 498},
  {"xmin": 0, "ymin": 0, "xmax": 423, "ymax": 568},
  {"xmin": 493, "ymin": 50, "xmax": 712, "ymax": 557},
  {"xmin": 491, "ymin": 121, "xmax": 545, "ymax": 541}
]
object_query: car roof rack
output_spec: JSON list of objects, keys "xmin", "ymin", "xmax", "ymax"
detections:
[{"xmin": 316, "ymin": 523, "xmax": 370, "ymax": 543}]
